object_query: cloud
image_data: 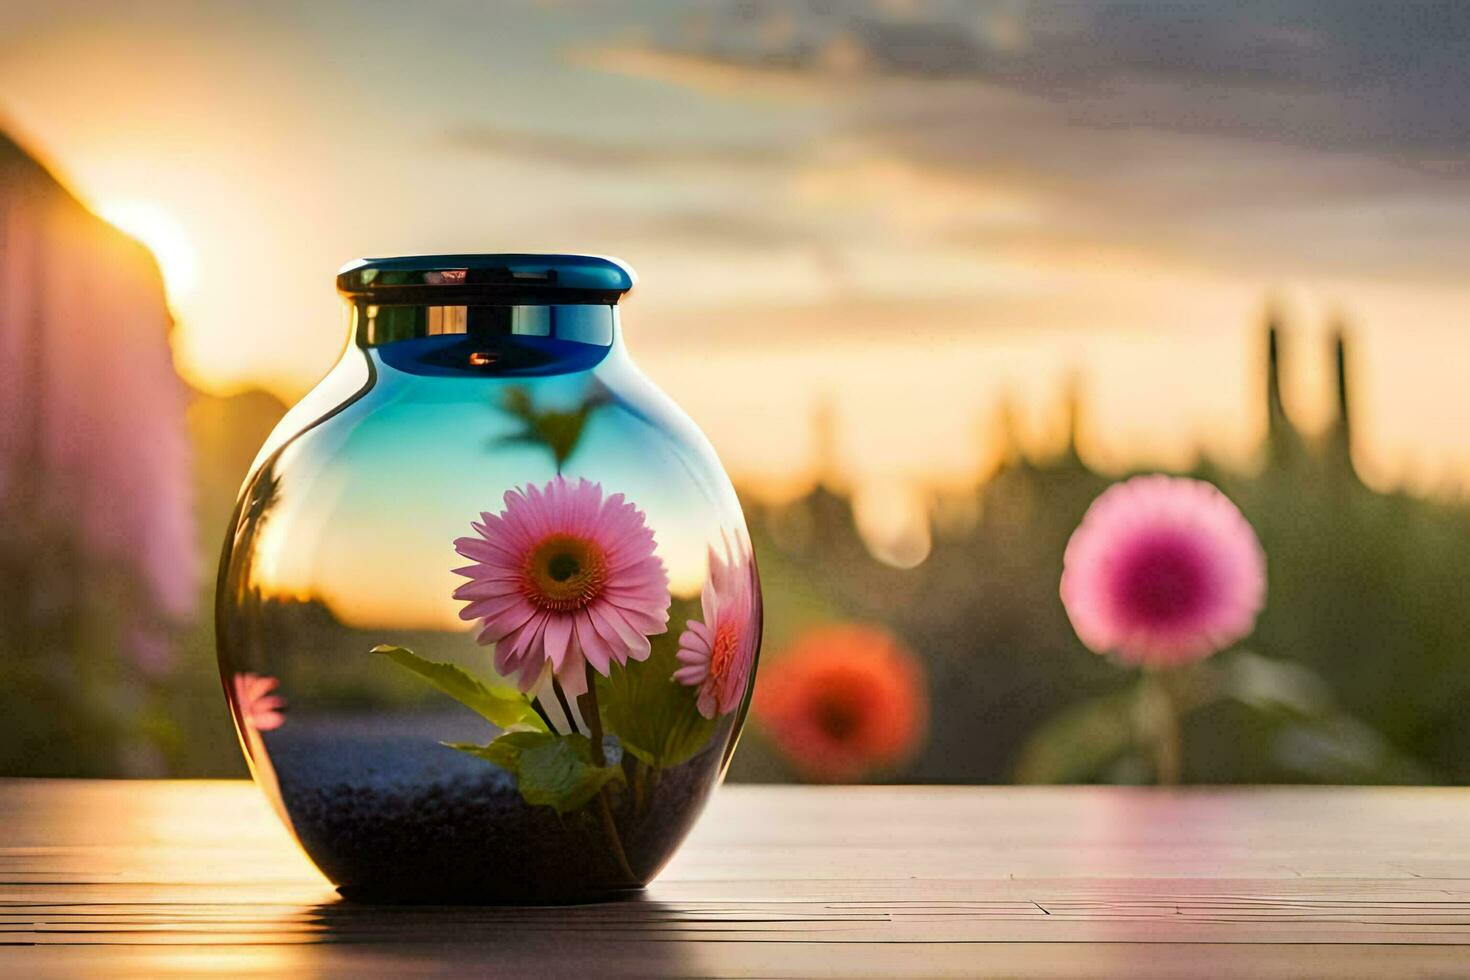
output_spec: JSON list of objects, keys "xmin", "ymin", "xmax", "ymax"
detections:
[
  {"xmin": 612, "ymin": 0, "xmax": 1470, "ymax": 162},
  {"xmin": 443, "ymin": 122, "xmax": 794, "ymax": 174},
  {"xmin": 570, "ymin": 1, "xmax": 1470, "ymax": 288}
]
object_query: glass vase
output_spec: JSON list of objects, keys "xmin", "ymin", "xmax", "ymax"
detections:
[{"xmin": 216, "ymin": 254, "xmax": 762, "ymax": 902}]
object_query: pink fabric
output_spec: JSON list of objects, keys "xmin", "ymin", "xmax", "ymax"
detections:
[
  {"xmin": 1061, "ymin": 475, "xmax": 1266, "ymax": 666},
  {"xmin": 453, "ymin": 476, "xmax": 671, "ymax": 696}
]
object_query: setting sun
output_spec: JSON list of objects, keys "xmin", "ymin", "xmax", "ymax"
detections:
[{"xmin": 98, "ymin": 198, "xmax": 199, "ymax": 303}]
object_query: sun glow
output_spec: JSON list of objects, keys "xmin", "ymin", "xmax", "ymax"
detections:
[{"xmin": 98, "ymin": 198, "xmax": 200, "ymax": 301}]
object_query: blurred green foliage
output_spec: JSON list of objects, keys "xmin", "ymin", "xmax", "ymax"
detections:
[{"xmin": 728, "ymin": 327, "xmax": 1470, "ymax": 785}]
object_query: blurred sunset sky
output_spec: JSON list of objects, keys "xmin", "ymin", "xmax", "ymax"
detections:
[{"xmin": 4, "ymin": 0, "xmax": 1469, "ymax": 516}]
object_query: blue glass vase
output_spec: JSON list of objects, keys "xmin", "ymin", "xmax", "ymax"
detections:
[{"xmin": 217, "ymin": 255, "xmax": 761, "ymax": 902}]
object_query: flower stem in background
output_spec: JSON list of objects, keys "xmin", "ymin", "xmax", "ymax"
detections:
[
  {"xmin": 1140, "ymin": 668, "xmax": 1184, "ymax": 786},
  {"xmin": 580, "ymin": 663, "xmax": 635, "ymax": 883}
]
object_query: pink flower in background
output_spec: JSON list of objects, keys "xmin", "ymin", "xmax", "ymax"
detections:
[
  {"xmin": 1061, "ymin": 475, "xmax": 1266, "ymax": 666},
  {"xmin": 453, "ymin": 477, "xmax": 671, "ymax": 697},
  {"xmin": 674, "ymin": 536, "xmax": 760, "ymax": 718},
  {"xmin": 232, "ymin": 673, "xmax": 286, "ymax": 732},
  {"xmin": 124, "ymin": 623, "xmax": 176, "ymax": 679}
]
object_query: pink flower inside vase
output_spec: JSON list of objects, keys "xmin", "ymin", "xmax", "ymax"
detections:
[{"xmin": 452, "ymin": 476, "xmax": 672, "ymax": 697}]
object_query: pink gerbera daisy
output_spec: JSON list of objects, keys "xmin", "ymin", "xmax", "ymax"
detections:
[
  {"xmin": 453, "ymin": 477, "xmax": 671, "ymax": 697},
  {"xmin": 673, "ymin": 536, "xmax": 760, "ymax": 718},
  {"xmin": 1061, "ymin": 475, "xmax": 1266, "ymax": 667},
  {"xmin": 232, "ymin": 673, "xmax": 286, "ymax": 732}
]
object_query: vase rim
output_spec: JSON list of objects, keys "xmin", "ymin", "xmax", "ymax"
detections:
[{"xmin": 337, "ymin": 253, "xmax": 636, "ymax": 306}]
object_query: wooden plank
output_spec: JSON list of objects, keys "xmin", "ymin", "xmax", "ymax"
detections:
[
  {"xmin": 1, "ymin": 780, "xmax": 1468, "ymax": 976},
  {"xmin": 9, "ymin": 943, "xmax": 1470, "ymax": 980}
]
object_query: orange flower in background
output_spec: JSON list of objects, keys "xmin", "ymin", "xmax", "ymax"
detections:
[{"xmin": 754, "ymin": 624, "xmax": 927, "ymax": 783}]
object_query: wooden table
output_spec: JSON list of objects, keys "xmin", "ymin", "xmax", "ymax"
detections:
[{"xmin": 3, "ymin": 781, "xmax": 1468, "ymax": 977}]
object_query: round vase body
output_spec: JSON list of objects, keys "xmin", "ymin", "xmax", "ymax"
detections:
[{"xmin": 216, "ymin": 255, "xmax": 761, "ymax": 902}]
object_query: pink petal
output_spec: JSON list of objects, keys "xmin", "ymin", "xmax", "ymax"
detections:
[
  {"xmin": 591, "ymin": 603, "xmax": 656, "ymax": 657},
  {"xmin": 575, "ymin": 611, "xmax": 614, "ymax": 674},
  {"xmin": 542, "ymin": 614, "xmax": 573, "ymax": 671},
  {"xmin": 458, "ymin": 592, "xmax": 526, "ymax": 622},
  {"xmin": 556, "ymin": 646, "xmax": 588, "ymax": 698},
  {"xmin": 477, "ymin": 601, "xmax": 539, "ymax": 645},
  {"xmin": 695, "ymin": 686, "xmax": 718, "ymax": 719},
  {"xmin": 672, "ymin": 662, "xmax": 707, "ymax": 685}
]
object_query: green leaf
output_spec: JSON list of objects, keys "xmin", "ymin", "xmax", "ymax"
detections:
[
  {"xmin": 450, "ymin": 731, "xmax": 622, "ymax": 814},
  {"xmin": 1213, "ymin": 652, "xmax": 1429, "ymax": 783},
  {"xmin": 596, "ymin": 602, "xmax": 717, "ymax": 769},
  {"xmin": 444, "ymin": 730, "xmax": 545, "ymax": 769},
  {"xmin": 372, "ymin": 645, "xmax": 547, "ymax": 733},
  {"xmin": 518, "ymin": 736, "xmax": 624, "ymax": 813},
  {"xmin": 1216, "ymin": 650, "xmax": 1335, "ymax": 716},
  {"xmin": 1013, "ymin": 687, "xmax": 1141, "ymax": 784},
  {"xmin": 497, "ymin": 387, "xmax": 605, "ymax": 470}
]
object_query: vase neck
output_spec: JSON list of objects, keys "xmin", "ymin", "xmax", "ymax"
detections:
[
  {"xmin": 348, "ymin": 303, "xmax": 621, "ymax": 378},
  {"xmin": 334, "ymin": 254, "xmax": 633, "ymax": 378}
]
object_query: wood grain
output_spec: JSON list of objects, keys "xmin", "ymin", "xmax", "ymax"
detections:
[{"xmin": 2, "ymin": 781, "xmax": 1469, "ymax": 977}]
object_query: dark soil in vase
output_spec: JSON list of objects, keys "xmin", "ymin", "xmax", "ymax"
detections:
[{"xmin": 269, "ymin": 715, "xmax": 722, "ymax": 904}]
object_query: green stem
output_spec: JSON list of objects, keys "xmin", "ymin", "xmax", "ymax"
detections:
[
  {"xmin": 1142, "ymin": 669, "xmax": 1184, "ymax": 786},
  {"xmin": 595, "ymin": 790, "xmax": 635, "ymax": 884},
  {"xmin": 623, "ymin": 754, "xmax": 642, "ymax": 817},
  {"xmin": 530, "ymin": 696, "xmax": 557, "ymax": 734},
  {"xmin": 580, "ymin": 676, "xmax": 606, "ymax": 768},
  {"xmin": 551, "ymin": 677, "xmax": 581, "ymax": 735},
  {"xmin": 579, "ymin": 663, "xmax": 636, "ymax": 884}
]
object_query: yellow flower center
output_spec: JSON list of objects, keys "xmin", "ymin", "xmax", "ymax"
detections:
[
  {"xmin": 522, "ymin": 534, "xmax": 607, "ymax": 612},
  {"xmin": 708, "ymin": 620, "xmax": 741, "ymax": 686}
]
